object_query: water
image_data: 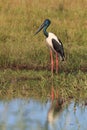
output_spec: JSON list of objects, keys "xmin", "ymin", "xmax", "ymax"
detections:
[{"xmin": 0, "ymin": 99, "xmax": 87, "ymax": 130}]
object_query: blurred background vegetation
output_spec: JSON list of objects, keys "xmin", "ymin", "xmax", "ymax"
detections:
[{"xmin": 0, "ymin": 0, "xmax": 86, "ymax": 71}]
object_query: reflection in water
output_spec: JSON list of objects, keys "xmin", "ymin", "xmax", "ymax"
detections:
[{"xmin": 0, "ymin": 99, "xmax": 87, "ymax": 130}]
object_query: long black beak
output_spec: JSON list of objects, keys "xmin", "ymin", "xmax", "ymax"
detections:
[{"xmin": 34, "ymin": 22, "xmax": 45, "ymax": 35}]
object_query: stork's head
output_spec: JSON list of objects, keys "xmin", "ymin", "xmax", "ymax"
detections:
[{"xmin": 35, "ymin": 19, "xmax": 51, "ymax": 35}]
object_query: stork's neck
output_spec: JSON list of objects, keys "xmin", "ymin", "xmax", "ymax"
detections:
[{"xmin": 43, "ymin": 26, "xmax": 48, "ymax": 37}]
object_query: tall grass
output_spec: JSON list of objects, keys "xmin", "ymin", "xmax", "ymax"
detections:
[
  {"xmin": 0, "ymin": 69, "xmax": 87, "ymax": 100},
  {"xmin": 0, "ymin": 0, "xmax": 87, "ymax": 71}
]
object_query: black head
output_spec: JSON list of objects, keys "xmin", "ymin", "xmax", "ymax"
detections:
[
  {"xmin": 34, "ymin": 19, "xmax": 51, "ymax": 35},
  {"xmin": 43, "ymin": 19, "xmax": 51, "ymax": 26}
]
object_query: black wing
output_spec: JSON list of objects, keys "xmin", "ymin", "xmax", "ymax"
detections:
[{"xmin": 52, "ymin": 38, "xmax": 65, "ymax": 61}]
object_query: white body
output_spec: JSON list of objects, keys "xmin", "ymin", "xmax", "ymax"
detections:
[{"xmin": 46, "ymin": 32, "xmax": 61, "ymax": 53}]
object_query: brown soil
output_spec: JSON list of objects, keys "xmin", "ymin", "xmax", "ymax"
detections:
[{"xmin": 0, "ymin": 64, "xmax": 87, "ymax": 73}]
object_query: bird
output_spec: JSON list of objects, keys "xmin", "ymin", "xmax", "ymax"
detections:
[{"xmin": 35, "ymin": 19, "xmax": 65, "ymax": 74}]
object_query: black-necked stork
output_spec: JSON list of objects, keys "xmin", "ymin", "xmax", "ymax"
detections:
[{"xmin": 35, "ymin": 19, "xmax": 65, "ymax": 74}]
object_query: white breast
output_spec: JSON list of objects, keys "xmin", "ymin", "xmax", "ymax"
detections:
[{"xmin": 46, "ymin": 32, "xmax": 61, "ymax": 51}]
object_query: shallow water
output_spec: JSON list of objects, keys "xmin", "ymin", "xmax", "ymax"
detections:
[{"xmin": 0, "ymin": 99, "xmax": 87, "ymax": 130}]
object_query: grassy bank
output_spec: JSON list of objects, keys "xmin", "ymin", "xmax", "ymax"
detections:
[
  {"xmin": 0, "ymin": 0, "xmax": 87, "ymax": 99},
  {"xmin": 0, "ymin": 69, "xmax": 87, "ymax": 100},
  {"xmin": 0, "ymin": 0, "xmax": 87, "ymax": 70}
]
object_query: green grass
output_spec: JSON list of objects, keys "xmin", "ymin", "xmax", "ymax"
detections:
[
  {"xmin": 0, "ymin": 69, "xmax": 87, "ymax": 101},
  {"xmin": 0, "ymin": 0, "xmax": 87, "ymax": 100}
]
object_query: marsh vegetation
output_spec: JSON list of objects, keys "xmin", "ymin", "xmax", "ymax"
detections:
[{"xmin": 0, "ymin": 0, "xmax": 87, "ymax": 100}]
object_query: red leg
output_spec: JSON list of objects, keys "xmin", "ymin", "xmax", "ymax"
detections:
[
  {"xmin": 51, "ymin": 86, "xmax": 54, "ymax": 102},
  {"xmin": 56, "ymin": 52, "xmax": 58, "ymax": 73},
  {"xmin": 50, "ymin": 50, "xmax": 54, "ymax": 74}
]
